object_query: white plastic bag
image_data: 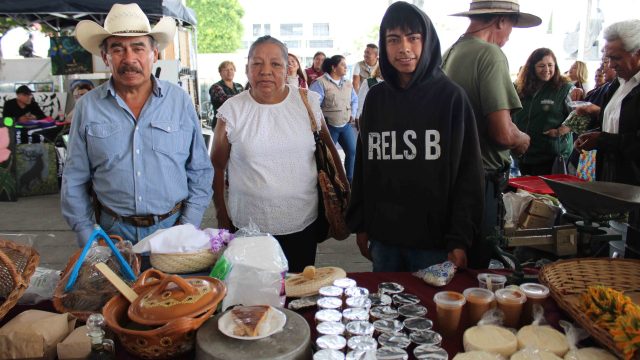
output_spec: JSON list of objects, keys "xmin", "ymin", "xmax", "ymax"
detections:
[
  {"xmin": 503, "ymin": 190, "xmax": 534, "ymax": 227},
  {"xmin": 18, "ymin": 267, "xmax": 61, "ymax": 305},
  {"xmin": 210, "ymin": 226, "xmax": 288, "ymax": 310}
]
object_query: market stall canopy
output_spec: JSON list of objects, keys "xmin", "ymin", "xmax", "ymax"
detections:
[{"xmin": 0, "ymin": 0, "xmax": 197, "ymax": 32}]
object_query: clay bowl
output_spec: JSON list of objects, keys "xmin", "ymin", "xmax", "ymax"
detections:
[{"xmin": 102, "ymin": 270, "xmax": 222, "ymax": 359}]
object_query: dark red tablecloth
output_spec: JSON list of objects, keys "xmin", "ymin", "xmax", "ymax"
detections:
[{"xmin": 1, "ymin": 270, "xmax": 565, "ymax": 359}]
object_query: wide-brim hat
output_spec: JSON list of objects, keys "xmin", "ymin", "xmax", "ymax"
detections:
[
  {"xmin": 75, "ymin": 3, "xmax": 176, "ymax": 56},
  {"xmin": 451, "ymin": 0, "xmax": 542, "ymax": 28}
]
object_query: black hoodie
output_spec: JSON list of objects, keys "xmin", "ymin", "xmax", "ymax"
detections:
[{"xmin": 346, "ymin": 2, "xmax": 484, "ymax": 252}]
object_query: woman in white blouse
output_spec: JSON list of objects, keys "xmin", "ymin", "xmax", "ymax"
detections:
[{"xmin": 211, "ymin": 36, "xmax": 347, "ymax": 272}]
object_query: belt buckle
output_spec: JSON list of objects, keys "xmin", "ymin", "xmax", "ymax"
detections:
[{"xmin": 129, "ymin": 216, "xmax": 153, "ymax": 227}]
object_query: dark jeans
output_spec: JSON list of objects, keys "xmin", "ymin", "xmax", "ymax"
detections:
[
  {"xmin": 273, "ymin": 216, "xmax": 326, "ymax": 273},
  {"xmin": 369, "ymin": 240, "xmax": 448, "ymax": 272}
]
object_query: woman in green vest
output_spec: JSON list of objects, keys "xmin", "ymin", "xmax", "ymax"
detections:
[{"xmin": 514, "ymin": 48, "xmax": 574, "ymax": 176}]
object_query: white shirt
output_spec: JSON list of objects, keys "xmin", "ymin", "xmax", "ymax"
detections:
[
  {"xmin": 603, "ymin": 71, "xmax": 640, "ymax": 134},
  {"xmin": 356, "ymin": 77, "xmax": 383, "ymax": 118},
  {"xmin": 217, "ymin": 86, "xmax": 323, "ymax": 235}
]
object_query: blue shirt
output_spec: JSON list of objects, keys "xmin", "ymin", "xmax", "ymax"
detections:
[
  {"xmin": 309, "ymin": 73, "xmax": 358, "ymax": 119},
  {"xmin": 61, "ymin": 77, "xmax": 213, "ymax": 244}
]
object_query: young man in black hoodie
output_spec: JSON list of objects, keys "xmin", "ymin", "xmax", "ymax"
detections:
[{"xmin": 346, "ymin": 1, "xmax": 484, "ymax": 272}]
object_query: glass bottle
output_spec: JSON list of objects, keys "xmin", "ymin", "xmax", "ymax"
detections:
[{"xmin": 86, "ymin": 313, "xmax": 115, "ymax": 360}]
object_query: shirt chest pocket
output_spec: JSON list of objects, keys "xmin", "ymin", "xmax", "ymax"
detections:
[
  {"xmin": 151, "ymin": 120, "xmax": 187, "ymax": 155},
  {"xmin": 87, "ymin": 123, "xmax": 121, "ymax": 162}
]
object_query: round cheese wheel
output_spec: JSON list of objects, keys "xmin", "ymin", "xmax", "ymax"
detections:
[
  {"xmin": 564, "ymin": 347, "xmax": 618, "ymax": 360},
  {"xmin": 512, "ymin": 349, "xmax": 562, "ymax": 360},
  {"xmin": 463, "ymin": 325, "xmax": 518, "ymax": 357},
  {"xmin": 517, "ymin": 325, "xmax": 569, "ymax": 357},
  {"xmin": 452, "ymin": 350, "xmax": 504, "ymax": 360}
]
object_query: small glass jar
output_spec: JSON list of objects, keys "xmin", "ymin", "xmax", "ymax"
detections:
[
  {"xmin": 342, "ymin": 308, "xmax": 369, "ymax": 324},
  {"xmin": 413, "ymin": 344, "xmax": 448, "ymax": 360},
  {"xmin": 403, "ymin": 317, "xmax": 433, "ymax": 333},
  {"xmin": 316, "ymin": 335, "xmax": 347, "ymax": 352},
  {"xmin": 369, "ymin": 293, "xmax": 392, "ymax": 306},
  {"xmin": 345, "ymin": 287, "xmax": 370, "ymax": 298},
  {"xmin": 370, "ymin": 306, "xmax": 399, "ymax": 321},
  {"xmin": 392, "ymin": 293, "xmax": 420, "ymax": 306},
  {"xmin": 313, "ymin": 349, "xmax": 346, "ymax": 360},
  {"xmin": 315, "ymin": 309, "xmax": 343, "ymax": 324},
  {"xmin": 398, "ymin": 304, "xmax": 427, "ymax": 318},
  {"xmin": 346, "ymin": 296, "xmax": 372, "ymax": 310},
  {"xmin": 318, "ymin": 297, "xmax": 343, "ymax": 311},
  {"xmin": 320, "ymin": 286, "xmax": 344, "ymax": 298},
  {"xmin": 376, "ymin": 346, "xmax": 408, "ymax": 360},
  {"xmin": 347, "ymin": 335, "xmax": 378, "ymax": 352},
  {"xmin": 373, "ymin": 319, "xmax": 404, "ymax": 335},
  {"xmin": 345, "ymin": 321, "xmax": 375, "ymax": 338},
  {"xmin": 477, "ymin": 273, "xmax": 507, "ymax": 292},
  {"xmin": 317, "ymin": 321, "xmax": 346, "ymax": 336},
  {"xmin": 333, "ymin": 278, "xmax": 357, "ymax": 290},
  {"xmin": 378, "ymin": 282, "xmax": 404, "ymax": 295},
  {"xmin": 378, "ymin": 332, "xmax": 411, "ymax": 349},
  {"xmin": 409, "ymin": 330, "xmax": 442, "ymax": 346}
]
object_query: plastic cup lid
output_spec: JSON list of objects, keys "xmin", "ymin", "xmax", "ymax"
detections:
[
  {"xmin": 519, "ymin": 283, "xmax": 550, "ymax": 299},
  {"xmin": 495, "ymin": 287, "xmax": 527, "ymax": 303},
  {"xmin": 463, "ymin": 287, "xmax": 495, "ymax": 301},
  {"xmin": 477, "ymin": 273, "xmax": 507, "ymax": 283},
  {"xmin": 433, "ymin": 291, "xmax": 466, "ymax": 307}
]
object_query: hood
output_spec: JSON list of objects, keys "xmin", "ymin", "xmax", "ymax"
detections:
[{"xmin": 379, "ymin": 1, "xmax": 444, "ymax": 90}]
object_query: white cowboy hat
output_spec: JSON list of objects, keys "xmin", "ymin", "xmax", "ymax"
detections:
[
  {"xmin": 451, "ymin": 0, "xmax": 541, "ymax": 28},
  {"xmin": 75, "ymin": 3, "xmax": 176, "ymax": 56}
]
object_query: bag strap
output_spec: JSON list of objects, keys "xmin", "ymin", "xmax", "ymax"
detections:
[{"xmin": 298, "ymin": 88, "xmax": 320, "ymax": 133}]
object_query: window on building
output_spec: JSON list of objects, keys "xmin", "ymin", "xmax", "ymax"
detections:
[
  {"xmin": 280, "ymin": 23, "xmax": 303, "ymax": 36},
  {"xmin": 253, "ymin": 24, "xmax": 261, "ymax": 36},
  {"xmin": 264, "ymin": 24, "xmax": 271, "ymax": 35},
  {"xmin": 313, "ymin": 23, "xmax": 330, "ymax": 36},
  {"xmin": 309, "ymin": 39, "xmax": 333, "ymax": 48},
  {"xmin": 284, "ymin": 40, "xmax": 301, "ymax": 49}
]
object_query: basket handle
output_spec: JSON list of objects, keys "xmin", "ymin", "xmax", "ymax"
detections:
[
  {"xmin": 147, "ymin": 275, "xmax": 198, "ymax": 298},
  {"xmin": 134, "ymin": 268, "xmax": 166, "ymax": 288},
  {"xmin": 0, "ymin": 246, "xmax": 25, "ymax": 288},
  {"xmin": 64, "ymin": 225, "xmax": 137, "ymax": 292}
]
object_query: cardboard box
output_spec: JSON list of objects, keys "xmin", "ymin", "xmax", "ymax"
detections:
[
  {"xmin": 527, "ymin": 199, "xmax": 559, "ymax": 219},
  {"xmin": 520, "ymin": 213, "xmax": 555, "ymax": 229}
]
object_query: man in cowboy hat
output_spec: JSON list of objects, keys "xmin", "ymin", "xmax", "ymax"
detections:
[
  {"xmin": 442, "ymin": 0, "xmax": 540, "ymax": 268},
  {"xmin": 61, "ymin": 3, "xmax": 213, "ymax": 246}
]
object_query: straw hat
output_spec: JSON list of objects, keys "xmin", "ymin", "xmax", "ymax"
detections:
[
  {"xmin": 75, "ymin": 3, "xmax": 176, "ymax": 56},
  {"xmin": 451, "ymin": 0, "xmax": 541, "ymax": 28}
]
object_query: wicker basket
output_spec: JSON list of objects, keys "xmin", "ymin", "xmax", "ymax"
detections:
[
  {"xmin": 539, "ymin": 258, "xmax": 640, "ymax": 358},
  {"xmin": 0, "ymin": 239, "xmax": 40, "ymax": 320},
  {"xmin": 53, "ymin": 236, "xmax": 141, "ymax": 322},
  {"xmin": 150, "ymin": 248, "xmax": 223, "ymax": 274}
]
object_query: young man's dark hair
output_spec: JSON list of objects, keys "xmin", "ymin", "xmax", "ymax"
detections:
[{"xmin": 347, "ymin": 1, "xmax": 484, "ymax": 272}]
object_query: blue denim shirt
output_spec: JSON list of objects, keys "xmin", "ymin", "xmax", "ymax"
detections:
[{"xmin": 61, "ymin": 77, "xmax": 213, "ymax": 245}]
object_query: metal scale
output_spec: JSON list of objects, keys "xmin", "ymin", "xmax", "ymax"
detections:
[{"xmin": 491, "ymin": 178, "xmax": 640, "ymax": 283}]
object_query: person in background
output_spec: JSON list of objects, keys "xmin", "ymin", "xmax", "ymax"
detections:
[
  {"xmin": 309, "ymin": 55, "xmax": 358, "ymax": 183},
  {"xmin": 347, "ymin": 2, "xmax": 483, "ymax": 272},
  {"xmin": 352, "ymin": 44, "xmax": 379, "ymax": 92},
  {"xmin": 19, "ymin": 33, "xmax": 36, "ymax": 58},
  {"xmin": 212, "ymin": 36, "xmax": 347, "ymax": 272},
  {"xmin": 568, "ymin": 60, "xmax": 588, "ymax": 98},
  {"xmin": 356, "ymin": 65, "xmax": 383, "ymax": 126},
  {"xmin": 63, "ymin": 80, "xmax": 95, "ymax": 124},
  {"xmin": 286, "ymin": 53, "xmax": 308, "ymax": 89},
  {"xmin": 575, "ymin": 19, "xmax": 640, "ymax": 186},
  {"xmin": 2, "ymin": 85, "xmax": 46, "ymax": 123},
  {"xmin": 209, "ymin": 61, "xmax": 244, "ymax": 121},
  {"xmin": 305, "ymin": 51, "xmax": 326, "ymax": 86},
  {"xmin": 577, "ymin": 56, "xmax": 617, "ymax": 120},
  {"xmin": 62, "ymin": 3, "xmax": 213, "ymax": 245},
  {"xmin": 442, "ymin": 0, "xmax": 539, "ymax": 268},
  {"xmin": 513, "ymin": 48, "xmax": 574, "ymax": 176}
]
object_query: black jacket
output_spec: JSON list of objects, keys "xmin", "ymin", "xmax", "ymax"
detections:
[
  {"xmin": 346, "ymin": 2, "xmax": 484, "ymax": 252},
  {"xmin": 595, "ymin": 78, "xmax": 640, "ymax": 185}
]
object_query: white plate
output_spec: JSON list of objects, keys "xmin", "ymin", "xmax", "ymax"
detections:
[{"xmin": 218, "ymin": 306, "xmax": 287, "ymax": 340}]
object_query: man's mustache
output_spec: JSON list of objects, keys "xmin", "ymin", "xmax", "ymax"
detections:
[{"xmin": 118, "ymin": 65, "xmax": 143, "ymax": 74}]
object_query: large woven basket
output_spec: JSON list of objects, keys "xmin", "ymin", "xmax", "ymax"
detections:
[
  {"xmin": 150, "ymin": 248, "xmax": 223, "ymax": 274},
  {"xmin": 539, "ymin": 258, "xmax": 640, "ymax": 358},
  {"xmin": 0, "ymin": 239, "xmax": 40, "ymax": 320}
]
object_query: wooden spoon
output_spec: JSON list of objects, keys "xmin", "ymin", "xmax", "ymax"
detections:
[{"xmin": 95, "ymin": 262, "xmax": 138, "ymax": 302}]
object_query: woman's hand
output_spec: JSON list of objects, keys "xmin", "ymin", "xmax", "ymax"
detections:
[
  {"xmin": 575, "ymin": 132, "xmax": 601, "ymax": 151},
  {"xmin": 543, "ymin": 125, "xmax": 570, "ymax": 137},
  {"xmin": 356, "ymin": 232, "xmax": 371, "ymax": 261},
  {"xmin": 448, "ymin": 248, "xmax": 467, "ymax": 268},
  {"xmin": 570, "ymin": 88, "xmax": 584, "ymax": 101}
]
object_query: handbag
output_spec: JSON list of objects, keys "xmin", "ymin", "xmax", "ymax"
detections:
[
  {"xmin": 298, "ymin": 88, "xmax": 351, "ymax": 241},
  {"xmin": 576, "ymin": 150, "xmax": 596, "ymax": 181},
  {"xmin": 551, "ymin": 135, "xmax": 568, "ymax": 175}
]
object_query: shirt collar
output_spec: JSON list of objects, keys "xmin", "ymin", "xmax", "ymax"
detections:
[
  {"xmin": 324, "ymin": 73, "xmax": 344, "ymax": 86},
  {"xmin": 101, "ymin": 75, "xmax": 163, "ymax": 99}
]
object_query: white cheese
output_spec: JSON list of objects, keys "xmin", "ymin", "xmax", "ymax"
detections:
[
  {"xmin": 511, "ymin": 349, "xmax": 562, "ymax": 360},
  {"xmin": 463, "ymin": 325, "xmax": 518, "ymax": 357},
  {"xmin": 563, "ymin": 347, "xmax": 618, "ymax": 360},
  {"xmin": 517, "ymin": 325, "xmax": 569, "ymax": 357},
  {"xmin": 452, "ymin": 350, "xmax": 505, "ymax": 360}
]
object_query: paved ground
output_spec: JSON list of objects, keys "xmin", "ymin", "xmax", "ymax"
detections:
[{"xmin": 0, "ymin": 194, "xmax": 372, "ymax": 272}]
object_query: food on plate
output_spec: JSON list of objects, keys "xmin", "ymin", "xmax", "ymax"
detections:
[
  {"xmin": 230, "ymin": 305, "xmax": 271, "ymax": 337},
  {"xmin": 517, "ymin": 325, "xmax": 569, "ymax": 356},
  {"xmin": 463, "ymin": 324, "xmax": 518, "ymax": 357}
]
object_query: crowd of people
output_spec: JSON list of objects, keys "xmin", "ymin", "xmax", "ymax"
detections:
[{"xmin": 44, "ymin": 1, "xmax": 639, "ymax": 273}]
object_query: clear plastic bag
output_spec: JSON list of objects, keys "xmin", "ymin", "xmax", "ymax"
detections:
[
  {"xmin": 210, "ymin": 223, "xmax": 288, "ymax": 310},
  {"xmin": 18, "ymin": 267, "xmax": 61, "ymax": 305}
]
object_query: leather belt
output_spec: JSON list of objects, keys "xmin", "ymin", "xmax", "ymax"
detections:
[{"xmin": 100, "ymin": 202, "xmax": 182, "ymax": 228}]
